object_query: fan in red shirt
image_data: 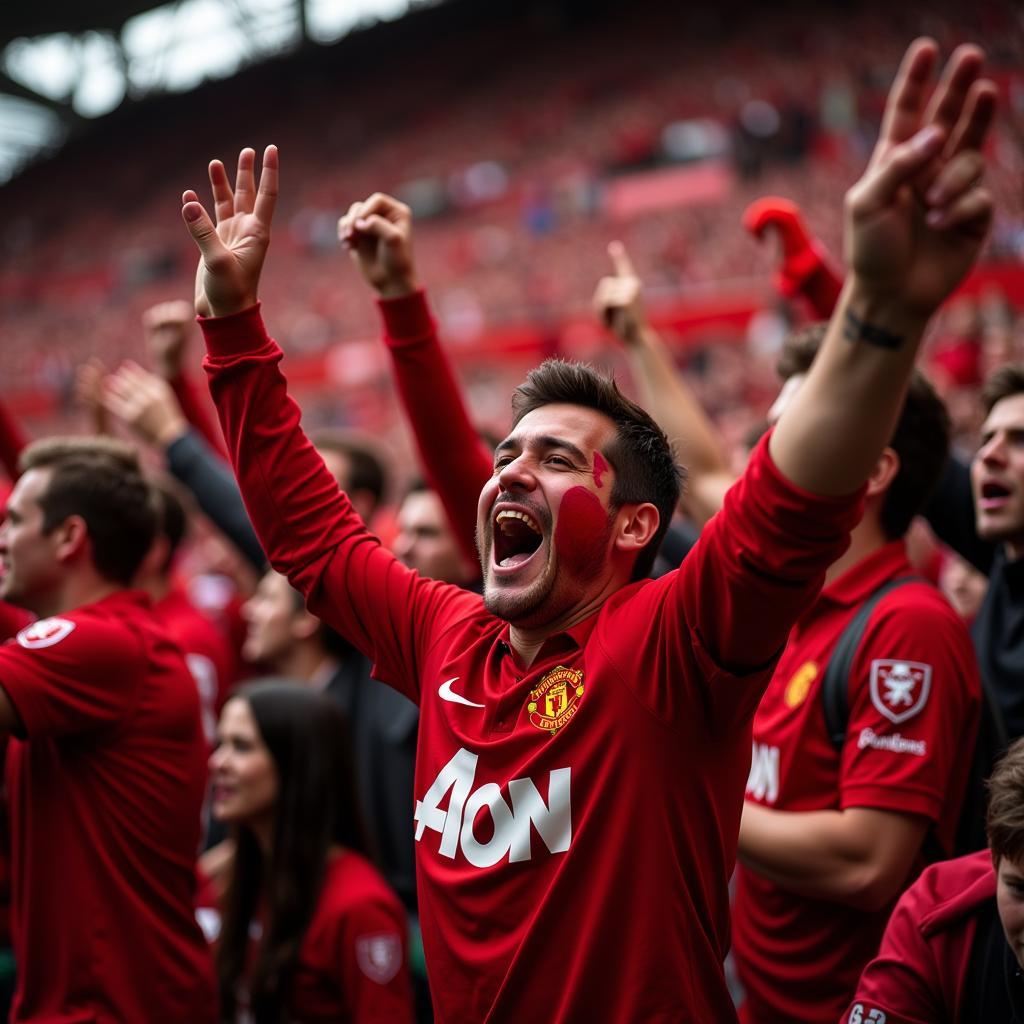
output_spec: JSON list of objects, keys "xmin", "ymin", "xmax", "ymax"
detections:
[
  {"xmin": 179, "ymin": 37, "xmax": 995, "ymax": 1022},
  {"xmin": 199, "ymin": 681, "xmax": 414, "ymax": 1022},
  {"xmin": 0, "ymin": 436, "xmax": 215, "ymax": 1023},
  {"xmin": 732, "ymin": 328, "xmax": 982, "ymax": 1024},
  {"xmin": 845, "ymin": 737, "xmax": 1024, "ymax": 1024}
]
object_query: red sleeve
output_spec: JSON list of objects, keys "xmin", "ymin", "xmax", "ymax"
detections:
[
  {"xmin": 169, "ymin": 371, "xmax": 229, "ymax": 461},
  {"xmin": 335, "ymin": 895, "xmax": 414, "ymax": 1023},
  {"xmin": 201, "ymin": 306, "xmax": 481, "ymax": 706},
  {"xmin": 611, "ymin": 433, "xmax": 863, "ymax": 729},
  {"xmin": 839, "ymin": 589, "xmax": 981, "ymax": 830},
  {"xmin": 0, "ymin": 396, "xmax": 28, "ymax": 481},
  {"xmin": 841, "ymin": 882, "xmax": 948, "ymax": 1024},
  {"xmin": 379, "ymin": 291, "xmax": 492, "ymax": 568},
  {"xmin": 0, "ymin": 616, "xmax": 142, "ymax": 737}
]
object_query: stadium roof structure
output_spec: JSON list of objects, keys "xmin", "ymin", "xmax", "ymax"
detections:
[{"xmin": 0, "ymin": 0, "xmax": 437, "ymax": 183}]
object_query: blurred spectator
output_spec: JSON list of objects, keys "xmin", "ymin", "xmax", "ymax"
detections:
[{"xmin": 201, "ymin": 682, "xmax": 414, "ymax": 1022}]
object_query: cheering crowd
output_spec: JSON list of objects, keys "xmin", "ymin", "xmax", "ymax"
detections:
[{"xmin": 1, "ymin": 35, "xmax": 1023, "ymax": 1024}]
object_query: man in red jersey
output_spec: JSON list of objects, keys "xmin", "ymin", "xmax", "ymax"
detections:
[
  {"xmin": 0, "ymin": 437, "xmax": 215, "ymax": 1023},
  {"xmin": 733, "ymin": 337, "xmax": 981, "ymax": 1023},
  {"xmin": 845, "ymin": 737, "xmax": 1024, "ymax": 1024},
  {"xmin": 181, "ymin": 38, "xmax": 994, "ymax": 1022}
]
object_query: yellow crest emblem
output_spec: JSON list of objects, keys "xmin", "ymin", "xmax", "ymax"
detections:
[
  {"xmin": 784, "ymin": 661, "xmax": 819, "ymax": 708},
  {"xmin": 527, "ymin": 666, "xmax": 585, "ymax": 736}
]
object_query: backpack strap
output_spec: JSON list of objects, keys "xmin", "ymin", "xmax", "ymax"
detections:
[{"xmin": 821, "ymin": 576, "xmax": 924, "ymax": 749}]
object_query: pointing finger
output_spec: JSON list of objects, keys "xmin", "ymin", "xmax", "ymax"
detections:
[{"xmin": 608, "ymin": 240, "xmax": 636, "ymax": 279}]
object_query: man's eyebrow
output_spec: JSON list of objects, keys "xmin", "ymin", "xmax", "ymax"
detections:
[{"xmin": 495, "ymin": 435, "xmax": 588, "ymax": 462}]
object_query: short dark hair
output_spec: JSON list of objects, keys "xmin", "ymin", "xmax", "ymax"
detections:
[
  {"xmin": 776, "ymin": 322, "xmax": 828, "ymax": 381},
  {"xmin": 774, "ymin": 326, "xmax": 950, "ymax": 539},
  {"xmin": 987, "ymin": 737, "xmax": 1024, "ymax": 864},
  {"xmin": 981, "ymin": 364, "xmax": 1024, "ymax": 416},
  {"xmin": 510, "ymin": 360, "xmax": 682, "ymax": 580},
  {"xmin": 882, "ymin": 373, "xmax": 951, "ymax": 539},
  {"xmin": 309, "ymin": 429, "xmax": 388, "ymax": 511},
  {"xmin": 18, "ymin": 437, "xmax": 156, "ymax": 585}
]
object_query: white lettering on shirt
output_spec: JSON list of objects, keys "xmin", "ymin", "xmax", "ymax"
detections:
[
  {"xmin": 746, "ymin": 742, "xmax": 780, "ymax": 805},
  {"xmin": 413, "ymin": 747, "xmax": 572, "ymax": 867},
  {"xmin": 856, "ymin": 728, "xmax": 926, "ymax": 757}
]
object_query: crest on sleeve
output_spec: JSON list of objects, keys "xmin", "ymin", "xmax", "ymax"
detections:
[
  {"xmin": 355, "ymin": 932, "xmax": 403, "ymax": 984},
  {"xmin": 16, "ymin": 618, "xmax": 76, "ymax": 650},
  {"xmin": 869, "ymin": 659, "xmax": 931, "ymax": 724}
]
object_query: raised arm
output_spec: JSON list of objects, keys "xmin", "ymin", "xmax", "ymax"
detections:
[
  {"xmin": 338, "ymin": 193, "xmax": 490, "ymax": 567},
  {"xmin": 180, "ymin": 148, "xmax": 474, "ymax": 702},
  {"xmin": 593, "ymin": 241, "xmax": 735, "ymax": 526},
  {"xmin": 103, "ymin": 362, "xmax": 266, "ymax": 573},
  {"xmin": 144, "ymin": 300, "xmax": 230, "ymax": 461},
  {"xmin": 770, "ymin": 39, "xmax": 997, "ymax": 496}
]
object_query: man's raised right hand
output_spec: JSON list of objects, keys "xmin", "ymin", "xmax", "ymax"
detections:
[
  {"xmin": 338, "ymin": 192, "xmax": 419, "ymax": 299},
  {"xmin": 181, "ymin": 145, "xmax": 278, "ymax": 318}
]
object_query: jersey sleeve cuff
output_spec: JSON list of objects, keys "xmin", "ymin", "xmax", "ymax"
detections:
[
  {"xmin": 840, "ymin": 784, "xmax": 942, "ymax": 824},
  {"xmin": 377, "ymin": 290, "xmax": 435, "ymax": 347},
  {"xmin": 747, "ymin": 431, "xmax": 865, "ymax": 543},
  {"xmin": 198, "ymin": 303, "xmax": 274, "ymax": 360}
]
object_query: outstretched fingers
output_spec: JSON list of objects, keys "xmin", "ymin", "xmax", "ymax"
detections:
[
  {"xmin": 208, "ymin": 160, "xmax": 234, "ymax": 222},
  {"xmin": 253, "ymin": 145, "xmax": 279, "ymax": 226},
  {"xmin": 922, "ymin": 45, "xmax": 985, "ymax": 142},
  {"xmin": 181, "ymin": 193, "xmax": 233, "ymax": 268},
  {"xmin": 946, "ymin": 79, "xmax": 998, "ymax": 156},
  {"xmin": 854, "ymin": 124, "xmax": 946, "ymax": 214},
  {"xmin": 233, "ymin": 148, "xmax": 257, "ymax": 215},
  {"xmin": 876, "ymin": 38, "xmax": 939, "ymax": 154}
]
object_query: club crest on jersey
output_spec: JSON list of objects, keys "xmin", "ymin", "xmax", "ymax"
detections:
[
  {"xmin": 527, "ymin": 665, "xmax": 584, "ymax": 736},
  {"xmin": 355, "ymin": 932, "xmax": 403, "ymax": 984},
  {"xmin": 784, "ymin": 661, "xmax": 818, "ymax": 708},
  {"xmin": 16, "ymin": 617, "xmax": 75, "ymax": 650},
  {"xmin": 870, "ymin": 659, "xmax": 932, "ymax": 724}
]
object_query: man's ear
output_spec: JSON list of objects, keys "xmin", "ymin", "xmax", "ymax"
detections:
[
  {"xmin": 52, "ymin": 515, "xmax": 90, "ymax": 565},
  {"xmin": 290, "ymin": 609, "xmax": 321, "ymax": 642},
  {"xmin": 866, "ymin": 447, "xmax": 900, "ymax": 500},
  {"xmin": 613, "ymin": 502, "xmax": 660, "ymax": 556}
]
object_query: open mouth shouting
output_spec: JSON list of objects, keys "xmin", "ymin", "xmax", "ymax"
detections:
[
  {"xmin": 979, "ymin": 478, "xmax": 1013, "ymax": 511},
  {"xmin": 490, "ymin": 504, "xmax": 547, "ymax": 577}
]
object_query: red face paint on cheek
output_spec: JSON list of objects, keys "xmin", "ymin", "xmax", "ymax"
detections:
[
  {"xmin": 593, "ymin": 451, "xmax": 608, "ymax": 489},
  {"xmin": 554, "ymin": 486, "xmax": 610, "ymax": 581}
]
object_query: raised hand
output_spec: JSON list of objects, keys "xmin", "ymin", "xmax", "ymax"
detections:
[
  {"xmin": 845, "ymin": 39, "xmax": 996, "ymax": 319},
  {"xmin": 103, "ymin": 362, "xmax": 188, "ymax": 450},
  {"xmin": 143, "ymin": 300, "xmax": 195, "ymax": 379},
  {"xmin": 338, "ymin": 193, "xmax": 418, "ymax": 299},
  {"xmin": 74, "ymin": 357, "xmax": 111, "ymax": 435},
  {"xmin": 593, "ymin": 241, "xmax": 647, "ymax": 345},
  {"xmin": 181, "ymin": 145, "xmax": 279, "ymax": 318}
]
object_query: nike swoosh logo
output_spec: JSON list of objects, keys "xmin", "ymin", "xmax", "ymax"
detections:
[{"xmin": 438, "ymin": 677, "xmax": 485, "ymax": 708}]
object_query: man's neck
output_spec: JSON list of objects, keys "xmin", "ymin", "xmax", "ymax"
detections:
[
  {"xmin": 508, "ymin": 578, "xmax": 622, "ymax": 669},
  {"xmin": 276, "ymin": 642, "xmax": 337, "ymax": 686},
  {"xmin": 36, "ymin": 577, "xmax": 124, "ymax": 620},
  {"xmin": 1005, "ymin": 539, "xmax": 1024, "ymax": 562},
  {"xmin": 824, "ymin": 513, "xmax": 891, "ymax": 587}
]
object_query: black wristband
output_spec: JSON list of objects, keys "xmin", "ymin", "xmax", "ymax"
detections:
[{"xmin": 842, "ymin": 309, "xmax": 904, "ymax": 350}]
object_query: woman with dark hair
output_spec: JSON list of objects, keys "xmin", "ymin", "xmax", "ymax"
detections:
[{"xmin": 201, "ymin": 681, "xmax": 414, "ymax": 1023}]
